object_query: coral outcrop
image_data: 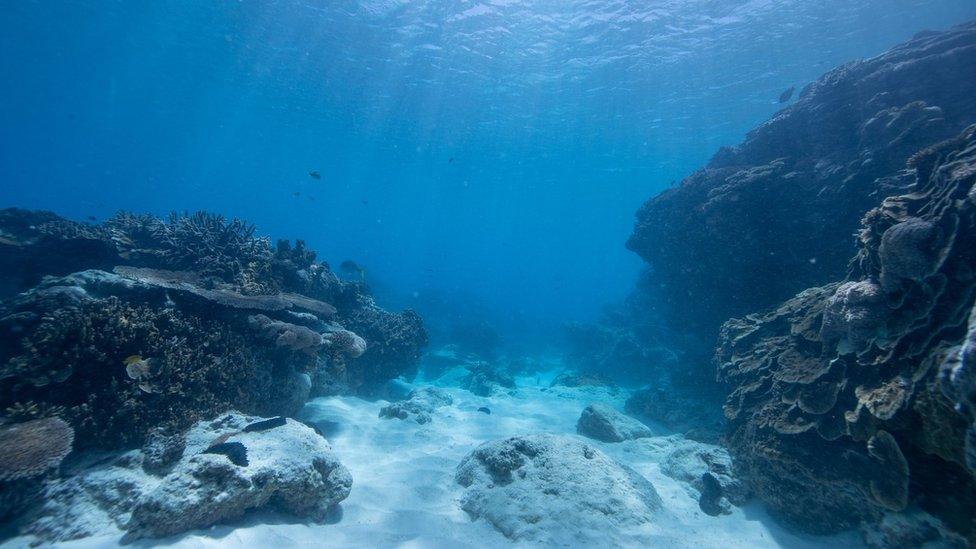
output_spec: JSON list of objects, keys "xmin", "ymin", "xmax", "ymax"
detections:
[
  {"xmin": 455, "ymin": 434, "xmax": 663, "ymax": 545},
  {"xmin": 0, "ymin": 210, "xmax": 426, "ymax": 453},
  {"xmin": 0, "ymin": 417, "xmax": 74, "ymax": 482},
  {"xmin": 716, "ymin": 126, "xmax": 976, "ymax": 537},
  {"xmin": 628, "ymin": 22, "xmax": 976, "ymax": 359},
  {"xmin": 0, "ymin": 417, "xmax": 74, "ymax": 521}
]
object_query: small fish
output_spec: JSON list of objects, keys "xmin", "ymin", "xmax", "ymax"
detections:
[
  {"xmin": 477, "ymin": 407, "xmax": 491, "ymax": 415},
  {"xmin": 309, "ymin": 170, "xmax": 321, "ymax": 180},
  {"xmin": 293, "ymin": 191, "xmax": 301, "ymax": 197},
  {"xmin": 243, "ymin": 416, "xmax": 287, "ymax": 433},
  {"xmin": 203, "ymin": 441, "xmax": 248, "ymax": 467},
  {"xmin": 125, "ymin": 356, "xmax": 158, "ymax": 393},
  {"xmin": 448, "ymin": 157, "xmax": 455, "ymax": 164},
  {"xmin": 86, "ymin": 215, "xmax": 97, "ymax": 221},
  {"xmin": 778, "ymin": 86, "xmax": 795, "ymax": 103}
]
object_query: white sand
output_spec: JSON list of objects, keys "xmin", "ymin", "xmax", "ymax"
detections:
[{"xmin": 14, "ymin": 372, "xmax": 863, "ymax": 548}]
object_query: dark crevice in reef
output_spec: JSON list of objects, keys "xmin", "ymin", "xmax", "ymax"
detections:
[{"xmin": 625, "ymin": 21, "xmax": 976, "ymax": 543}]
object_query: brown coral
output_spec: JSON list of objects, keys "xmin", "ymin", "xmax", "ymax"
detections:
[
  {"xmin": 716, "ymin": 125, "xmax": 976, "ymax": 538},
  {"xmin": 0, "ymin": 417, "xmax": 74, "ymax": 482}
]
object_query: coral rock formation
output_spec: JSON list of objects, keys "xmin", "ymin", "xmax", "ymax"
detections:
[
  {"xmin": 716, "ymin": 125, "xmax": 976, "ymax": 537},
  {"xmin": 628, "ymin": 22, "xmax": 976, "ymax": 355},
  {"xmin": 0, "ymin": 210, "xmax": 425, "ymax": 454}
]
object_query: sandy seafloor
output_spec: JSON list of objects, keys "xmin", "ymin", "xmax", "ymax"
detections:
[{"xmin": 6, "ymin": 368, "xmax": 863, "ymax": 549}]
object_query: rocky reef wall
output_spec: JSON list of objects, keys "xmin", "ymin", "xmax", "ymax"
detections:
[
  {"xmin": 717, "ymin": 126, "xmax": 976, "ymax": 537},
  {"xmin": 626, "ymin": 21, "xmax": 976, "ymax": 541},
  {"xmin": 627, "ymin": 22, "xmax": 976, "ymax": 349}
]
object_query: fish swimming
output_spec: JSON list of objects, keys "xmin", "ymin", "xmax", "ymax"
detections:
[
  {"xmin": 778, "ymin": 86, "xmax": 795, "ymax": 103},
  {"xmin": 309, "ymin": 170, "xmax": 321, "ymax": 180},
  {"xmin": 124, "ymin": 355, "xmax": 158, "ymax": 393}
]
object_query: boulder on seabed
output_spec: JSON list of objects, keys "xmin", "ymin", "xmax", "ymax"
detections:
[
  {"xmin": 576, "ymin": 403, "xmax": 654, "ymax": 442},
  {"xmin": 455, "ymin": 434, "xmax": 663, "ymax": 544},
  {"xmin": 25, "ymin": 412, "xmax": 352, "ymax": 543},
  {"xmin": 126, "ymin": 412, "xmax": 352, "ymax": 538},
  {"xmin": 659, "ymin": 438, "xmax": 748, "ymax": 516}
]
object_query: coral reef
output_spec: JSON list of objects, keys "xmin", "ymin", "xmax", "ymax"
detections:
[
  {"xmin": 339, "ymin": 302, "xmax": 427, "ymax": 392},
  {"xmin": 106, "ymin": 211, "xmax": 278, "ymax": 294},
  {"xmin": 0, "ymin": 209, "xmax": 426, "ymax": 456},
  {"xmin": 860, "ymin": 509, "xmax": 967, "ymax": 549},
  {"xmin": 716, "ymin": 126, "xmax": 976, "ymax": 537},
  {"xmin": 627, "ymin": 22, "xmax": 976, "ymax": 366},
  {"xmin": 455, "ymin": 434, "xmax": 662, "ymax": 545},
  {"xmin": 0, "ymin": 209, "xmax": 118, "ymax": 298},
  {"xmin": 560, "ymin": 278, "xmax": 683, "ymax": 386},
  {"xmin": 0, "ymin": 286, "xmax": 276, "ymax": 450}
]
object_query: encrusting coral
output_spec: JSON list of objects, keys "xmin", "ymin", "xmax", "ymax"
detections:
[
  {"xmin": 0, "ymin": 417, "xmax": 74, "ymax": 521},
  {"xmin": 0, "ymin": 417, "xmax": 74, "ymax": 482},
  {"xmin": 716, "ymin": 125, "xmax": 976, "ymax": 538}
]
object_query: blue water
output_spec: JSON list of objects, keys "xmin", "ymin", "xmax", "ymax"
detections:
[{"xmin": 2, "ymin": 1, "xmax": 975, "ymax": 346}]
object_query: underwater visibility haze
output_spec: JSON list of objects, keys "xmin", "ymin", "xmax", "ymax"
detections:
[{"xmin": 2, "ymin": 1, "xmax": 976, "ymax": 547}]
